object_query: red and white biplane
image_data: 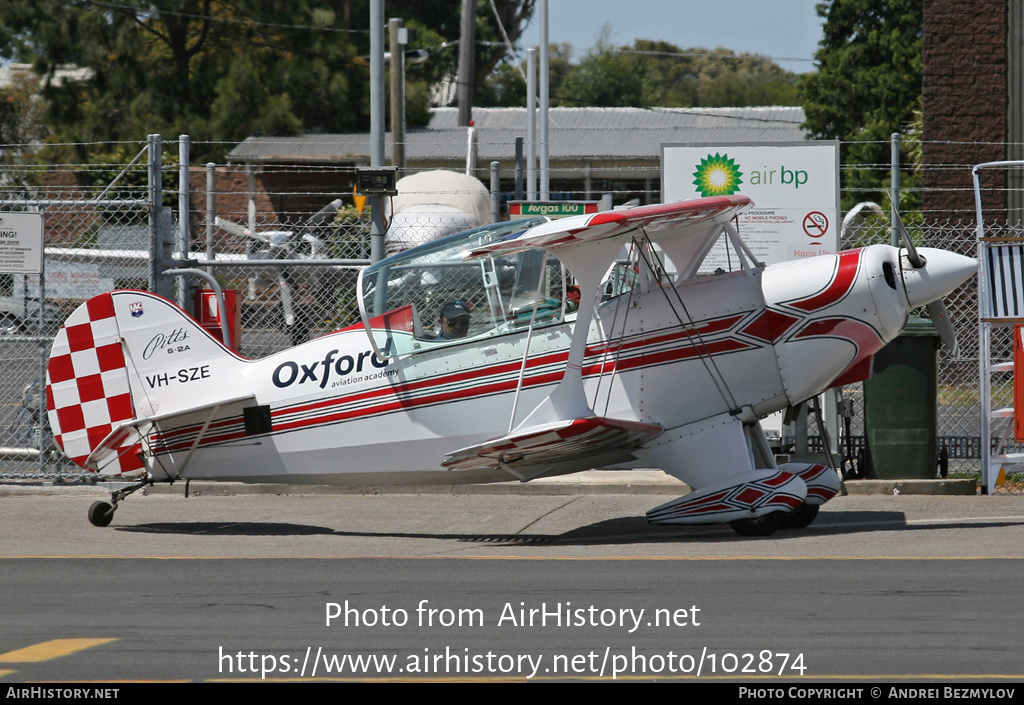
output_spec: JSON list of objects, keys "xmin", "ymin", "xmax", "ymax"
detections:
[{"xmin": 44, "ymin": 196, "xmax": 976, "ymax": 535}]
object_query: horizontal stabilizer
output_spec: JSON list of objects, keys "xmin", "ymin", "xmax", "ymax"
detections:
[
  {"xmin": 442, "ymin": 416, "xmax": 663, "ymax": 474},
  {"xmin": 84, "ymin": 393, "xmax": 256, "ymax": 476}
]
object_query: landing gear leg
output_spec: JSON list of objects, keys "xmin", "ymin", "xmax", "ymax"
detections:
[{"xmin": 87, "ymin": 477, "xmax": 151, "ymax": 527}]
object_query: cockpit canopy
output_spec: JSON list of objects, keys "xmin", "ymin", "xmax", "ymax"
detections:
[{"xmin": 358, "ymin": 218, "xmax": 574, "ymax": 358}]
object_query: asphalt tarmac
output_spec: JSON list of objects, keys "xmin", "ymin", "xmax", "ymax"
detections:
[{"xmin": 1, "ymin": 474, "xmax": 1022, "ymax": 683}]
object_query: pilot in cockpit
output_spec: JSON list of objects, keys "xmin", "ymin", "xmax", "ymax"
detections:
[{"xmin": 436, "ymin": 300, "xmax": 471, "ymax": 340}]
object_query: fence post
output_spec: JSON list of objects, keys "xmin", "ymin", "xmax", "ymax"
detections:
[
  {"xmin": 178, "ymin": 134, "xmax": 191, "ymax": 312},
  {"xmin": 490, "ymin": 161, "xmax": 501, "ymax": 224},
  {"xmin": 206, "ymin": 163, "xmax": 216, "ymax": 268},
  {"xmin": 148, "ymin": 134, "xmax": 163, "ymax": 295},
  {"xmin": 148, "ymin": 135, "xmax": 174, "ymax": 299},
  {"xmin": 890, "ymin": 132, "xmax": 900, "ymax": 247},
  {"xmin": 514, "ymin": 137, "xmax": 524, "ymax": 201}
]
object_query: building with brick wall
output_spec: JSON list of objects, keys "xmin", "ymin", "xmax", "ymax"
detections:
[{"xmin": 923, "ymin": 0, "xmax": 1023, "ymax": 221}]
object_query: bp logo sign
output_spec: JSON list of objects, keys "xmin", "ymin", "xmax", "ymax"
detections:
[{"xmin": 692, "ymin": 153, "xmax": 743, "ymax": 197}]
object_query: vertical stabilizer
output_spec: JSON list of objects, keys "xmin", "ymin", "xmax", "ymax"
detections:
[{"xmin": 46, "ymin": 291, "xmax": 246, "ymax": 475}]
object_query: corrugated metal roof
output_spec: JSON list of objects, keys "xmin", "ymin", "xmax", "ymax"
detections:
[
  {"xmin": 430, "ymin": 106, "xmax": 805, "ymax": 130},
  {"xmin": 227, "ymin": 106, "xmax": 807, "ymax": 164}
]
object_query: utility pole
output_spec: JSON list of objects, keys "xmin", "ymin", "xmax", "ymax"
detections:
[
  {"xmin": 539, "ymin": 0, "xmax": 550, "ymax": 198},
  {"xmin": 369, "ymin": 0, "xmax": 386, "ymax": 263},
  {"xmin": 389, "ymin": 17, "xmax": 406, "ymax": 176},
  {"xmin": 457, "ymin": 0, "xmax": 475, "ymax": 126}
]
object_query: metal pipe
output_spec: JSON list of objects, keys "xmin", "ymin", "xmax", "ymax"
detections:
[
  {"xmin": 163, "ymin": 268, "xmax": 231, "ymax": 345},
  {"xmin": 148, "ymin": 134, "xmax": 163, "ymax": 296},
  {"xmin": 205, "ymin": 163, "xmax": 216, "ymax": 269},
  {"xmin": 526, "ymin": 48, "xmax": 536, "ymax": 201},
  {"xmin": 539, "ymin": 0, "xmax": 549, "ymax": 199},
  {"xmin": 370, "ymin": 0, "xmax": 386, "ymax": 264},
  {"xmin": 182, "ymin": 259, "xmax": 370, "ymax": 267},
  {"xmin": 389, "ymin": 17, "xmax": 406, "ymax": 175},
  {"xmin": 514, "ymin": 137, "xmax": 524, "ymax": 200},
  {"xmin": 890, "ymin": 132, "xmax": 900, "ymax": 248},
  {"xmin": 490, "ymin": 161, "xmax": 501, "ymax": 223},
  {"xmin": 540, "ymin": 0, "xmax": 548, "ymax": 200}
]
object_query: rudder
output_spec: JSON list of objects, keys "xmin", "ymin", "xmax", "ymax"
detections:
[{"xmin": 46, "ymin": 290, "xmax": 245, "ymax": 475}]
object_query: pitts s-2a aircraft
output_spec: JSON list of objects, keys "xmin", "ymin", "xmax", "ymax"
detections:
[{"xmin": 45, "ymin": 196, "xmax": 976, "ymax": 535}]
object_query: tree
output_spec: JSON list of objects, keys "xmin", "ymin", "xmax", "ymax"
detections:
[
  {"xmin": 476, "ymin": 42, "xmax": 573, "ymax": 107},
  {"xmin": 798, "ymin": 0, "xmax": 922, "ymax": 208},
  {"xmin": 0, "ymin": 1, "xmax": 366, "ymax": 159},
  {"xmin": 0, "ymin": 71, "xmax": 46, "ymax": 150},
  {"xmin": 0, "ymin": 1, "xmax": 537, "ymax": 160},
  {"xmin": 553, "ymin": 33, "xmax": 799, "ymax": 109}
]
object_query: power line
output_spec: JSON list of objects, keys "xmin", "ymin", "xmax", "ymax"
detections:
[{"xmin": 79, "ymin": 0, "xmax": 369, "ymax": 34}]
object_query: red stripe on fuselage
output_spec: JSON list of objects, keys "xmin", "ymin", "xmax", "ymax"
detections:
[
  {"xmin": 146, "ymin": 318, "xmax": 761, "ymax": 454},
  {"xmin": 787, "ymin": 249, "xmax": 862, "ymax": 312}
]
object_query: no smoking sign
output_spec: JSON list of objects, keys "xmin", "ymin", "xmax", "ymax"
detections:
[{"xmin": 802, "ymin": 211, "xmax": 828, "ymax": 241}]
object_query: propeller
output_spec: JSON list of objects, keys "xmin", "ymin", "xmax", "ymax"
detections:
[
  {"xmin": 215, "ymin": 199, "xmax": 344, "ymax": 344},
  {"xmin": 893, "ymin": 209, "xmax": 959, "ymax": 356}
]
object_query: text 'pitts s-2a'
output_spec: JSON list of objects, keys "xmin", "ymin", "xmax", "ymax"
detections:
[{"xmin": 44, "ymin": 196, "xmax": 976, "ymax": 535}]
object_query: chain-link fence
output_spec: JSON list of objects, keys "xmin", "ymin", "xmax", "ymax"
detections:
[
  {"xmin": 0, "ymin": 135, "xmax": 1019, "ymax": 492},
  {"xmin": 0, "ymin": 142, "xmax": 155, "ymax": 478},
  {"xmin": 835, "ymin": 216, "xmax": 990, "ymax": 483}
]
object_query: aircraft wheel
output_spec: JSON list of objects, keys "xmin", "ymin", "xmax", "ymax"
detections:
[
  {"xmin": 782, "ymin": 503, "xmax": 819, "ymax": 529},
  {"xmin": 88, "ymin": 501, "xmax": 114, "ymax": 528},
  {"xmin": 0, "ymin": 314, "xmax": 20, "ymax": 336},
  {"xmin": 729, "ymin": 511, "xmax": 785, "ymax": 537}
]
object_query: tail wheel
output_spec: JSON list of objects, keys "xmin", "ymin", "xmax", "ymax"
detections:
[
  {"xmin": 88, "ymin": 501, "xmax": 115, "ymax": 528},
  {"xmin": 729, "ymin": 511, "xmax": 785, "ymax": 537}
]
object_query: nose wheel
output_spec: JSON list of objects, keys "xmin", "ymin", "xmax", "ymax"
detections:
[{"xmin": 87, "ymin": 477, "xmax": 150, "ymax": 527}]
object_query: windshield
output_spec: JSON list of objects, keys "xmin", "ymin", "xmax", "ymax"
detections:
[{"xmin": 358, "ymin": 218, "xmax": 573, "ymax": 357}]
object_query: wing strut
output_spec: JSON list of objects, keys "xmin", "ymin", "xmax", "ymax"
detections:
[
  {"xmin": 507, "ymin": 253, "xmax": 554, "ymax": 433},
  {"xmin": 634, "ymin": 230, "xmax": 745, "ymax": 417},
  {"xmin": 511, "ymin": 238, "xmax": 624, "ymax": 428},
  {"xmin": 723, "ymin": 221, "xmax": 763, "ymax": 275}
]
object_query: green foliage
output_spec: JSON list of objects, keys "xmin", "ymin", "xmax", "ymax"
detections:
[
  {"xmin": 557, "ymin": 33, "xmax": 645, "ymax": 107},
  {"xmin": 0, "ymin": 1, "xmax": 536, "ymax": 161},
  {"xmin": 0, "ymin": 73, "xmax": 46, "ymax": 148},
  {"xmin": 798, "ymin": 0, "xmax": 923, "ymax": 209},
  {"xmin": 476, "ymin": 43, "xmax": 574, "ymax": 107},
  {"xmin": 482, "ymin": 28, "xmax": 801, "ymax": 110}
]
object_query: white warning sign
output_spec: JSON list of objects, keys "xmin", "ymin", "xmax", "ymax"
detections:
[{"xmin": 0, "ymin": 212, "xmax": 43, "ymax": 274}]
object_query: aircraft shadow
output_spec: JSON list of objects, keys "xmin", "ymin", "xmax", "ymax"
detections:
[
  {"xmin": 112, "ymin": 510, "xmax": 1024, "ymax": 544},
  {"xmin": 118, "ymin": 522, "xmax": 337, "ymax": 536}
]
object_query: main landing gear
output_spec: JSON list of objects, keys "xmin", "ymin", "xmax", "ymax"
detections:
[
  {"xmin": 728, "ymin": 503, "xmax": 820, "ymax": 537},
  {"xmin": 87, "ymin": 477, "xmax": 151, "ymax": 527}
]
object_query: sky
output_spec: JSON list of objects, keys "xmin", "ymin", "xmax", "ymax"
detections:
[{"xmin": 519, "ymin": 0, "xmax": 825, "ymax": 74}]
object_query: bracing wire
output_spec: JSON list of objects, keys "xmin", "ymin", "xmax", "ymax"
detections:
[{"xmin": 633, "ymin": 230, "xmax": 741, "ymax": 413}]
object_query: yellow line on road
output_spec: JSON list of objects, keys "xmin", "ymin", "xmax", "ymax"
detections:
[
  {"xmin": 0, "ymin": 639, "xmax": 117, "ymax": 663},
  {"xmin": 3, "ymin": 555, "xmax": 1024, "ymax": 560}
]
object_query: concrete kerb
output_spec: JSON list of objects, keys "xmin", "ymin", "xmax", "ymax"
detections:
[{"xmin": 0, "ymin": 469, "xmax": 979, "ymax": 497}]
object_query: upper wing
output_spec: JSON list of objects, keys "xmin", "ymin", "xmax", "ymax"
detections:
[{"xmin": 463, "ymin": 196, "xmax": 750, "ymax": 267}]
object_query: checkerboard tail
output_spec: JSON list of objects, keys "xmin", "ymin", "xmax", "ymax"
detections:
[
  {"xmin": 45, "ymin": 291, "xmax": 242, "ymax": 476},
  {"xmin": 45, "ymin": 292, "xmax": 142, "ymax": 475}
]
